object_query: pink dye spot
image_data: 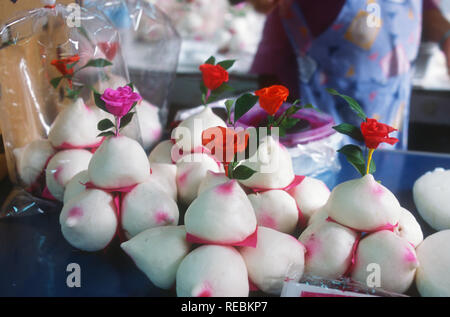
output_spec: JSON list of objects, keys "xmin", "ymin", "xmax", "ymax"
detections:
[
  {"xmin": 369, "ymin": 91, "xmax": 377, "ymax": 101},
  {"xmin": 372, "ymin": 183, "xmax": 384, "ymax": 196},
  {"xmin": 155, "ymin": 211, "xmax": 173, "ymax": 225},
  {"xmin": 83, "ymin": 103, "xmax": 93, "ymax": 112},
  {"xmin": 68, "ymin": 207, "xmax": 83, "ymax": 219},
  {"xmin": 197, "ymin": 283, "xmax": 212, "ymax": 297},
  {"xmin": 215, "ymin": 181, "xmax": 235, "ymax": 195},
  {"xmin": 304, "ymin": 234, "xmax": 321, "ymax": 260},
  {"xmin": 177, "ymin": 170, "xmax": 190, "ymax": 186},
  {"xmin": 53, "ymin": 166, "xmax": 63, "ymax": 182},
  {"xmin": 404, "ymin": 247, "xmax": 417, "ymax": 263},
  {"xmin": 258, "ymin": 212, "xmax": 277, "ymax": 230}
]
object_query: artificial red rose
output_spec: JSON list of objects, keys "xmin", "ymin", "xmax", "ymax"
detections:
[
  {"xmin": 202, "ymin": 126, "xmax": 249, "ymax": 163},
  {"xmin": 199, "ymin": 64, "xmax": 229, "ymax": 90},
  {"xmin": 51, "ymin": 55, "xmax": 80, "ymax": 77},
  {"xmin": 255, "ymin": 85, "xmax": 289, "ymax": 116},
  {"xmin": 360, "ymin": 118, "xmax": 399, "ymax": 149},
  {"xmin": 51, "ymin": 55, "xmax": 80, "ymax": 88}
]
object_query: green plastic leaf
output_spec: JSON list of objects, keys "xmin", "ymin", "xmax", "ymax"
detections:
[
  {"xmin": 97, "ymin": 131, "xmax": 115, "ymax": 138},
  {"xmin": 234, "ymin": 93, "xmax": 258, "ymax": 122},
  {"xmin": 326, "ymin": 88, "xmax": 367, "ymax": 120},
  {"xmin": 93, "ymin": 92, "xmax": 108, "ymax": 113},
  {"xmin": 66, "ymin": 61, "xmax": 79, "ymax": 70},
  {"xmin": 225, "ymin": 99, "xmax": 234, "ymax": 123},
  {"xmin": 231, "ymin": 165, "xmax": 257, "ymax": 180},
  {"xmin": 126, "ymin": 82, "xmax": 135, "ymax": 91},
  {"xmin": 337, "ymin": 144, "xmax": 367, "ymax": 177},
  {"xmin": 211, "ymin": 83, "xmax": 234, "ymax": 95},
  {"xmin": 225, "ymin": 99, "xmax": 234, "ymax": 113},
  {"xmin": 83, "ymin": 58, "xmax": 112, "ymax": 69},
  {"xmin": 217, "ymin": 59, "xmax": 236, "ymax": 70},
  {"xmin": 282, "ymin": 117, "xmax": 300, "ymax": 130},
  {"xmin": 204, "ymin": 56, "xmax": 216, "ymax": 65},
  {"xmin": 97, "ymin": 118, "xmax": 115, "ymax": 131},
  {"xmin": 50, "ymin": 76, "xmax": 64, "ymax": 88},
  {"xmin": 333, "ymin": 123, "xmax": 364, "ymax": 142},
  {"xmin": 119, "ymin": 111, "xmax": 135, "ymax": 130},
  {"xmin": 65, "ymin": 87, "xmax": 81, "ymax": 100}
]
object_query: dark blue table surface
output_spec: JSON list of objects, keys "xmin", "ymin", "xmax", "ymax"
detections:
[{"xmin": 1, "ymin": 149, "xmax": 450, "ymax": 297}]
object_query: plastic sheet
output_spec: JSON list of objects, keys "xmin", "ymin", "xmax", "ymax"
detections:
[
  {"xmin": 84, "ymin": 0, "xmax": 181, "ymax": 141},
  {"xmin": 0, "ymin": 3, "xmax": 140, "ymax": 217}
]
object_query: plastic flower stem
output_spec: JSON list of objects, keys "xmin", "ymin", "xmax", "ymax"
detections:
[
  {"xmin": 224, "ymin": 163, "xmax": 230, "ymax": 178},
  {"xmin": 115, "ymin": 117, "xmax": 121, "ymax": 136},
  {"xmin": 366, "ymin": 148, "xmax": 375, "ymax": 175},
  {"xmin": 275, "ymin": 111, "xmax": 286, "ymax": 126},
  {"xmin": 205, "ymin": 89, "xmax": 211, "ymax": 105}
]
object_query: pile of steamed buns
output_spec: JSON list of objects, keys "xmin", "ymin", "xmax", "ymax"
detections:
[
  {"xmin": 13, "ymin": 95, "xmax": 450, "ymax": 297},
  {"xmin": 13, "ymin": 76, "xmax": 162, "ymax": 200}
]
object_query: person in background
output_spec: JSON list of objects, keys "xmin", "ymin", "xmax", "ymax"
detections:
[{"xmin": 248, "ymin": 0, "xmax": 450, "ymax": 149}]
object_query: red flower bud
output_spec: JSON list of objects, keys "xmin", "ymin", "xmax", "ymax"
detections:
[
  {"xmin": 360, "ymin": 118, "xmax": 399, "ymax": 149},
  {"xmin": 199, "ymin": 64, "xmax": 229, "ymax": 90}
]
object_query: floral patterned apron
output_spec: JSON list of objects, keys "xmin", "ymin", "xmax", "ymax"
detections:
[{"xmin": 282, "ymin": 0, "xmax": 422, "ymax": 149}]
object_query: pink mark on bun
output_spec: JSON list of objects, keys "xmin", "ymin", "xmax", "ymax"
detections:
[
  {"xmin": 155, "ymin": 211, "xmax": 173, "ymax": 225},
  {"xmin": 214, "ymin": 180, "xmax": 235, "ymax": 195},
  {"xmin": 53, "ymin": 166, "xmax": 63, "ymax": 182},
  {"xmin": 66, "ymin": 207, "xmax": 84, "ymax": 227},
  {"xmin": 404, "ymin": 246, "xmax": 417, "ymax": 263},
  {"xmin": 186, "ymin": 227, "xmax": 258, "ymax": 248},
  {"xmin": 249, "ymin": 278, "xmax": 259, "ymax": 291},
  {"xmin": 196, "ymin": 282, "xmax": 212, "ymax": 297},
  {"xmin": 251, "ymin": 175, "xmax": 305, "ymax": 194},
  {"xmin": 258, "ymin": 212, "xmax": 277, "ymax": 230},
  {"xmin": 84, "ymin": 182, "xmax": 138, "ymax": 193},
  {"xmin": 68, "ymin": 207, "xmax": 83, "ymax": 219},
  {"xmin": 371, "ymin": 183, "xmax": 384, "ymax": 196},
  {"xmin": 55, "ymin": 139, "xmax": 104, "ymax": 151},
  {"xmin": 304, "ymin": 234, "xmax": 321, "ymax": 260},
  {"xmin": 177, "ymin": 170, "xmax": 190, "ymax": 187}
]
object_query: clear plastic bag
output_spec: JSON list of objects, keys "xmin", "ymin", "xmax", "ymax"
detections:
[
  {"xmin": 84, "ymin": 0, "xmax": 181, "ymax": 150},
  {"xmin": 0, "ymin": 3, "xmax": 140, "ymax": 216}
]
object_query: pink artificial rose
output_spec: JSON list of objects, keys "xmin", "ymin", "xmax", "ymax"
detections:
[{"xmin": 101, "ymin": 86, "xmax": 142, "ymax": 117}]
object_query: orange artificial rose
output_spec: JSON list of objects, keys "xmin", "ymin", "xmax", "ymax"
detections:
[
  {"xmin": 202, "ymin": 126, "xmax": 249, "ymax": 163},
  {"xmin": 255, "ymin": 85, "xmax": 289, "ymax": 116}
]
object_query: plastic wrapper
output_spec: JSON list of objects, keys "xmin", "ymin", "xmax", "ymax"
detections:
[
  {"xmin": 159, "ymin": 0, "xmax": 265, "ymax": 73},
  {"xmin": 174, "ymin": 100, "xmax": 342, "ymax": 178},
  {"xmin": 281, "ymin": 275, "xmax": 407, "ymax": 297},
  {"xmin": 153, "ymin": 0, "xmax": 228, "ymax": 40},
  {"xmin": 84, "ymin": 0, "xmax": 181, "ymax": 145},
  {"xmin": 0, "ymin": 3, "xmax": 141, "ymax": 217}
]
